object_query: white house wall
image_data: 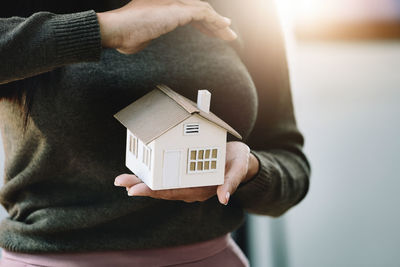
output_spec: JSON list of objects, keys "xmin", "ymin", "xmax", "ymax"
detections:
[
  {"xmin": 125, "ymin": 129, "xmax": 155, "ymax": 188},
  {"xmin": 152, "ymin": 114, "xmax": 226, "ymax": 189}
]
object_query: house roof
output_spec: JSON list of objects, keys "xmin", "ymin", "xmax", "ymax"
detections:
[{"xmin": 114, "ymin": 84, "xmax": 242, "ymax": 144}]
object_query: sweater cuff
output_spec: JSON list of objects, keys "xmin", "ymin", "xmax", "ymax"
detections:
[
  {"xmin": 49, "ymin": 10, "xmax": 102, "ymax": 64},
  {"xmin": 232, "ymin": 150, "xmax": 281, "ymax": 210}
]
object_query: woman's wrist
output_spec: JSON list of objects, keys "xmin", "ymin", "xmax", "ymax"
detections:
[
  {"xmin": 97, "ymin": 12, "xmax": 121, "ymax": 49},
  {"xmin": 243, "ymin": 152, "xmax": 260, "ymax": 184}
]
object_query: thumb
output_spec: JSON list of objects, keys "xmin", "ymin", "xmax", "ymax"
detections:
[
  {"xmin": 217, "ymin": 154, "xmax": 249, "ymax": 205},
  {"xmin": 217, "ymin": 174, "xmax": 240, "ymax": 205}
]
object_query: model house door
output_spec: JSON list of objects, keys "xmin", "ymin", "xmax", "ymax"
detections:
[{"xmin": 162, "ymin": 150, "xmax": 181, "ymax": 188}]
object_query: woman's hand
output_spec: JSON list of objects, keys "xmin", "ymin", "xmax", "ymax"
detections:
[
  {"xmin": 114, "ymin": 141, "xmax": 260, "ymax": 205},
  {"xmin": 97, "ymin": 0, "xmax": 238, "ymax": 54}
]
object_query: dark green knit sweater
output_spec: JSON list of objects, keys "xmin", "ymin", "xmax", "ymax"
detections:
[{"xmin": 0, "ymin": 0, "xmax": 310, "ymax": 253}]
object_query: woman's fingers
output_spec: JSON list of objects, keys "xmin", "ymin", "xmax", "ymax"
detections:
[
  {"xmin": 188, "ymin": 2, "xmax": 237, "ymax": 41},
  {"xmin": 180, "ymin": 0, "xmax": 230, "ymax": 27},
  {"xmin": 127, "ymin": 182, "xmax": 153, "ymax": 196},
  {"xmin": 191, "ymin": 22, "xmax": 217, "ymax": 38},
  {"xmin": 216, "ymin": 142, "xmax": 251, "ymax": 205},
  {"xmin": 191, "ymin": 21, "xmax": 237, "ymax": 41},
  {"xmin": 114, "ymin": 174, "xmax": 142, "ymax": 187},
  {"xmin": 192, "ymin": 5, "xmax": 231, "ymax": 29},
  {"xmin": 98, "ymin": 0, "xmax": 237, "ymax": 54},
  {"xmin": 126, "ymin": 182, "xmax": 217, "ymax": 203},
  {"xmin": 115, "ymin": 172, "xmax": 217, "ymax": 203},
  {"xmin": 217, "ymin": 158, "xmax": 247, "ymax": 205},
  {"xmin": 210, "ymin": 26, "xmax": 237, "ymax": 41}
]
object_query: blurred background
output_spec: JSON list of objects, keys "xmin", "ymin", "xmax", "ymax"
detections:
[
  {"xmin": 244, "ymin": 0, "xmax": 400, "ymax": 266},
  {"xmin": 1, "ymin": 0, "xmax": 400, "ymax": 266}
]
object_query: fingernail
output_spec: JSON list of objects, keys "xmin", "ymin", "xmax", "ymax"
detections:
[
  {"xmin": 223, "ymin": 17, "xmax": 231, "ymax": 25},
  {"xmin": 128, "ymin": 188, "xmax": 145, "ymax": 197},
  {"xmin": 225, "ymin": 192, "xmax": 230, "ymax": 205},
  {"xmin": 229, "ymin": 28, "xmax": 238, "ymax": 40},
  {"xmin": 114, "ymin": 179, "xmax": 120, "ymax": 186}
]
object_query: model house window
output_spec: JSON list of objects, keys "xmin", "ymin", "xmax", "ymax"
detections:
[
  {"xmin": 142, "ymin": 145, "xmax": 152, "ymax": 170},
  {"xmin": 129, "ymin": 134, "xmax": 138, "ymax": 157},
  {"xmin": 184, "ymin": 123, "xmax": 200, "ymax": 135},
  {"xmin": 188, "ymin": 148, "xmax": 218, "ymax": 173}
]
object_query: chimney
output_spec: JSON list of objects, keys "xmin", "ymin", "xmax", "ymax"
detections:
[{"xmin": 197, "ymin": 90, "xmax": 211, "ymax": 113}]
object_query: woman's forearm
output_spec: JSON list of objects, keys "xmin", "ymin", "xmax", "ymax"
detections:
[
  {"xmin": 0, "ymin": 0, "xmax": 237, "ymax": 86},
  {"xmin": 0, "ymin": 11, "xmax": 101, "ymax": 85},
  {"xmin": 96, "ymin": 0, "xmax": 237, "ymax": 55}
]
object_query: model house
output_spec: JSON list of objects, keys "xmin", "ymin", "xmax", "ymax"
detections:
[{"xmin": 113, "ymin": 84, "xmax": 242, "ymax": 190}]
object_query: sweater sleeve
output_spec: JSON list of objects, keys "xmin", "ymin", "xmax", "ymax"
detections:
[
  {"xmin": 0, "ymin": 10, "xmax": 101, "ymax": 85},
  {"xmin": 231, "ymin": 0, "xmax": 310, "ymax": 216}
]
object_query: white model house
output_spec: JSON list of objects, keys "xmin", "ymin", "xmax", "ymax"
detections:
[{"xmin": 113, "ymin": 84, "xmax": 242, "ymax": 190}]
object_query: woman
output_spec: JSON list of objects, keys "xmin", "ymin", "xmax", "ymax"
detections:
[{"xmin": 0, "ymin": 0, "xmax": 310, "ymax": 266}]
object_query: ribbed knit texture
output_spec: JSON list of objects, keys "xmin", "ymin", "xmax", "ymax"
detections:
[
  {"xmin": 0, "ymin": 0, "xmax": 310, "ymax": 253},
  {"xmin": 0, "ymin": 10, "xmax": 101, "ymax": 85},
  {"xmin": 51, "ymin": 11, "xmax": 101, "ymax": 64}
]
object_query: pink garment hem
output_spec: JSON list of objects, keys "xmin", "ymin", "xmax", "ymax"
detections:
[{"xmin": 1, "ymin": 234, "xmax": 231, "ymax": 267}]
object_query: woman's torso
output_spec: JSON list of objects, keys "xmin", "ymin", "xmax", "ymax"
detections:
[{"xmin": 0, "ymin": 0, "xmax": 258, "ymax": 253}]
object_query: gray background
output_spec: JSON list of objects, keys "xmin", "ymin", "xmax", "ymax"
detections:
[{"xmin": 246, "ymin": 41, "xmax": 400, "ymax": 267}]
